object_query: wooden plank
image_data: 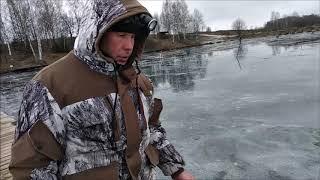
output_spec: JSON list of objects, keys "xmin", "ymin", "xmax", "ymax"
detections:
[
  {"xmin": 0, "ymin": 158, "xmax": 11, "ymax": 167},
  {"xmin": 1, "ymin": 140, "xmax": 14, "ymax": 148},
  {"xmin": 0, "ymin": 135, "xmax": 14, "ymax": 144},
  {"xmin": 0, "ymin": 118, "xmax": 14, "ymax": 124},
  {"xmin": 1, "ymin": 150, "xmax": 12, "ymax": 159},
  {"xmin": 0, "ymin": 137, "xmax": 14, "ymax": 143},
  {"xmin": 0, "ymin": 112, "xmax": 15, "ymax": 180},
  {"xmin": 1, "ymin": 166, "xmax": 10, "ymax": 173},
  {"xmin": 0, "ymin": 118, "xmax": 15, "ymax": 124},
  {"xmin": 0, "ymin": 124, "xmax": 15, "ymax": 131},
  {"xmin": 0, "ymin": 141, "xmax": 14, "ymax": 148},
  {"xmin": 1, "ymin": 143, "xmax": 13, "ymax": 149},
  {"xmin": 0, "ymin": 125, "xmax": 15, "ymax": 133},
  {"xmin": 1, "ymin": 131, "xmax": 15, "ymax": 137},
  {"xmin": 0, "ymin": 123, "xmax": 13, "ymax": 130},
  {"xmin": 0, "ymin": 123, "xmax": 14, "ymax": 127},
  {"xmin": 1, "ymin": 146, "xmax": 13, "ymax": 153},
  {"xmin": 2, "ymin": 174, "xmax": 12, "ymax": 179},
  {"xmin": 0, "ymin": 172, "xmax": 13, "ymax": 180},
  {"xmin": 0, "ymin": 154, "xmax": 11, "ymax": 163},
  {"xmin": 1, "ymin": 132, "xmax": 14, "ymax": 139},
  {"xmin": 1, "ymin": 145, "xmax": 13, "ymax": 153},
  {"xmin": 0, "ymin": 123, "xmax": 15, "ymax": 132},
  {"xmin": 1, "ymin": 170, "xmax": 10, "ymax": 176},
  {"xmin": 1, "ymin": 163, "xmax": 9, "ymax": 171},
  {"xmin": 1, "ymin": 168, "xmax": 10, "ymax": 173}
]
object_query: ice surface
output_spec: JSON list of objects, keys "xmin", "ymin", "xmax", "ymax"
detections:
[{"xmin": 1, "ymin": 33, "xmax": 319, "ymax": 179}]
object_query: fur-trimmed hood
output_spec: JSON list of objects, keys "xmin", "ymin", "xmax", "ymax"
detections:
[{"xmin": 73, "ymin": 0, "xmax": 150, "ymax": 76}]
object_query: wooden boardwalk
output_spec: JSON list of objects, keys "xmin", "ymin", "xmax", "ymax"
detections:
[{"xmin": 0, "ymin": 112, "xmax": 14, "ymax": 180}]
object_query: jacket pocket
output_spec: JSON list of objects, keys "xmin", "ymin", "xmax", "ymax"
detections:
[
  {"xmin": 149, "ymin": 98, "xmax": 163, "ymax": 126},
  {"xmin": 145, "ymin": 144, "xmax": 159, "ymax": 167},
  {"xmin": 9, "ymin": 121, "xmax": 63, "ymax": 179},
  {"xmin": 63, "ymin": 161, "xmax": 119, "ymax": 180}
]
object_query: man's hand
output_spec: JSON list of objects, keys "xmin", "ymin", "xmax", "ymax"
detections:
[{"xmin": 173, "ymin": 170, "xmax": 195, "ymax": 180}]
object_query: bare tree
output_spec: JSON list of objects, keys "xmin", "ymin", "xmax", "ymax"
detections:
[
  {"xmin": 232, "ymin": 18, "xmax": 247, "ymax": 41},
  {"xmin": 292, "ymin": 11, "xmax": 300, "ymax": 17},
  {"xmin": 1, "ymin": 0, "xmax": 96, "ymax": 62},
  {"xmin": 6, "ymin": 0, "xmax": 28, "ymax": 44},
  {"xmin": 206, "ymin": 26, "xmax": 212, "ymax": 32},
  {"xmin": 36, "ymin": 0, "xmax": 63, "ymax": 49},
  {"xmin": 192, "ymin": 9, "xmax": 204, "ymax": 39},
  {"xmin": 186, "ymin": 14, "xmax": 194, "ymax": 33},
  {"xmin": 160, "ymin": 0, "xmax": 190, "ymax": 42},
  {"xmin": 282, "ymin": 14, "xmax": 289, "ymax": 29},
  {"xmin": 27, "ymin": 0, "xmax": 43, "ymax": 61},
  {"xmin": 153, "ymin": 13, "xmax": 160, "ymax": 38},
  {"xmin": 0, "ymin": 1, "xmax": 13, "ymax": 60},
  {"xmin": 0, "ymin": 18, "xmax": 4, "ymax": 45},
  {"xmin": 67, "ymin": 0, "xmax": 92, "ymax": 36},
  {"xmin": 170, "ymin": 1, "xmax": 180, "ymax": 42},
  {"xmin": 160, "ymin": 0, "xmax": 172, "ymax": 33},
  {"xmin": 177, "ymin": 0, "xmax": 189, "ymax": 40},
  {"xmin": 60, "ymin": 13, "xmax": 75, "ymax": 38},
  {"xmin": 160, "ymin": 0, "xmax": 205, "ymax": 41},
  {"xmin": 0, "ymin": 2, "xmax": 5, "ymax": 45},
  {"xmin": 6, "ymin": 0, "xmax": 39, "ymax": 60},
  {"xmin": 270, "ymin": 11, "xmax": 280, "ymax": 30}
]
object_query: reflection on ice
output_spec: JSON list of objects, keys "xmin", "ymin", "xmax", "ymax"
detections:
[
  {"xmin": 233, "ymin": 40, "xmax": 248, "ymax": 69},
  {"xmin": 141, "ymin": 53, "xmax": 208, "ymax": 92}
]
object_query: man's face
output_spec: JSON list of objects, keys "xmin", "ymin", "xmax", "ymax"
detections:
[{"xmin": 101, "ymin": 31, "xmax": 135, "ymax": 65}]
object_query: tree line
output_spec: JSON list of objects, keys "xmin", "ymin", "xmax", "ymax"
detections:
[
  {"xmin": 155, "ymin": 0, "xmax": 205, "ymax": 42},
  {"xmin": 3, "ymin": 0, "xmax": 317, "ymax": 62},
  {"xmin": 265, "ymin": 11, "xmax": 320, "ymax": 30},
  {"xmin": 0, "ymin": 0, "xmax": 206, "ymax": 62},
  {"xmin": 230, "ymin": 11, "xmax": 320, "ymax": 41},
  {"xmin": 1, "ymin": 0, "xmax": 92, "ymax": 62}
]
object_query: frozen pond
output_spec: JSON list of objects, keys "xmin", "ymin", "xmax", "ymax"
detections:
[
  {"xmin": 143, "ymin": 40, "xmax": 320, "ymax": 179},
  {"xmin": 1, "ymin": 37, "xmax": 319, "ymax": 179}
]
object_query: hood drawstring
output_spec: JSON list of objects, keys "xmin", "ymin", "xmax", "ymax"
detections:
[
  {"xmin": 135, "ymin": 60, "xmax": 144, "ymax": 128},
  {"xmin": 112, "ymin": 64, "xmax": 119, "ymax": 152}
]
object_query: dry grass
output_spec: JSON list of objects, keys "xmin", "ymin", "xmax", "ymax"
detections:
[
  {"xmin": 0, "ymin": 53, "xmax": 67, "ymax": 73},
  {"xmin": 144, "ymin": 35, "xmax": 203, "ymax": 52}
]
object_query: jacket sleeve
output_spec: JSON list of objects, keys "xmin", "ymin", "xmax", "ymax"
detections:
[
  {"xmin": 148, "ymin": 98, "xmax": 185, "ymax": 176},
  {"xmin": 9, "ymin": 80, "xmax": 65, "ymax": 180}
]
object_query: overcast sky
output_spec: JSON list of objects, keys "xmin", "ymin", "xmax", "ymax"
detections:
[{"xmin": 139, "ymin": 0, "xmax": 320, "ymax": 30}]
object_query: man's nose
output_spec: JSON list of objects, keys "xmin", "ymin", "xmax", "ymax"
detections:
[{"xmin": 123, "ymin": 37, "xmax": 134, "ymax": 52}]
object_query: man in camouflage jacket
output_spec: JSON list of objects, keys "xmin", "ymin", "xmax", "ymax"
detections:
[{"xmin": 9, "ymin": 0, "xmax": 194, "ymax": 179}]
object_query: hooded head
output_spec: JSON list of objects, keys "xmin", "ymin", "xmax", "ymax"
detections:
[{"xmin": 74, "ymin": 0, "xmax": 154, "ymax": 76}]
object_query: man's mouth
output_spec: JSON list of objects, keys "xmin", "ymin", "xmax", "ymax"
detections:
[{"xmin": 117, "ymin": 57, "xmax": 129, "ymax": 64}]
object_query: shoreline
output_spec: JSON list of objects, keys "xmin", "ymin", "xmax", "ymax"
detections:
[
  {"xmin": 1, "ymin": 30, "xmax": 320, "ymax": 74},
  {"xmin": 0, "ymin": 64, "xmax": 46, "ymax": 74},
  {"xmin": 0, "ymin": 41, "xmax": 216, "ymax": 75}
]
